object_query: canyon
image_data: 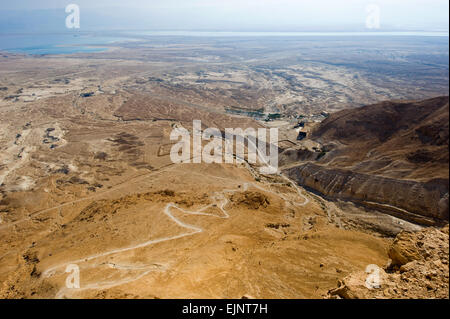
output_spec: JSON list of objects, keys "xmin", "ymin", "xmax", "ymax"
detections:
[
  {"xmin": 283, "ymin": 97, "xmax": 449, "ymax": 228},
  {"xmin": 0, "ymin": 34, "xmax": 448, "ymax": 299}
]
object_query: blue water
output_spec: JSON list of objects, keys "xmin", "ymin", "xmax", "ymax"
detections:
[
  {"xmin": 0, "ymin": 33, "xmax": 135, "ymax": 55},
  {"xmin": 1, "ymin": 31, "xmax": 448, "ymax": 55},
  {"xmin": 125, "ymin": 30, "xmax": 450, "ymax": 37}
]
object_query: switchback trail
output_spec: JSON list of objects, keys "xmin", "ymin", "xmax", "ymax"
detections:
[{"xmin": 43, "ymin": 176, "xmax": 309, "ymax": 298}]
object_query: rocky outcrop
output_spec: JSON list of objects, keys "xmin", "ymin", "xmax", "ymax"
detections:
[
  {"xmin": 231, "ymin": 191, "xmax": 270, "ymax": 210},
  {"xmin": 282, "ymin": 97, "xmax": 449, "ymax": 226},
  {"xmin": 327, "ymin": 225, "xmax": 449, "ymax": 299},
  {"xmin": 0, "ymin": 250, "xmax": 55, "ymax": 299},
  {"xmin": 284, "ymin": 163, "xmax": 448, "ymax": 225}
]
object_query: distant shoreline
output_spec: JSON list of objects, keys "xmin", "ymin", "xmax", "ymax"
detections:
[
  {"xmin": 122, "ymin": 30, "xmax": 450, "ymax": 37},
  {"xmin": 0, "ymin": 31, "xmax": 447, "ymax": 56}
]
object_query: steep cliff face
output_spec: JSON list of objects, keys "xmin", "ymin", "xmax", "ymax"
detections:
[
  {"xmin": 285, "ymin": 163, "xmax": 448, "ymax": 225},
  {"xmin": 282, "ymin": 97, "xmax": 449, "ymax": 225}
]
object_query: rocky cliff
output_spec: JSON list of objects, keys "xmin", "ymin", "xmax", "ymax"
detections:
[
  {"xmin": 285, "ymin": 163, "xmax": 448, "ymax": 225},
  {"xmin": 282, "ymin": 97, "xmax": 449, "ymax": 225},
  {"xmin": 327, "ymin": 225, "xmax": 449, "ymax": 299}
]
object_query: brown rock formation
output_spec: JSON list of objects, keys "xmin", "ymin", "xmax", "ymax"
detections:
[
  {"xmin": 327, "ymin": 225, "xmax": 449, "ymax": 299},
  {"xmin": 283, "ymin": 96, "xmax": 449, "ymax": 225}
]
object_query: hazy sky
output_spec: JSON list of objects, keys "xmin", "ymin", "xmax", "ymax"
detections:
[{"xmin": 1, "ymin": 0, "xmax": 449, "ymax": 31}]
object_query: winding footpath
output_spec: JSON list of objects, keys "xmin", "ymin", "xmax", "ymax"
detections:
[
  {"xmin": 42, "ymin": 174, "xmax": 309, "ymax": 298},
  {"xmin": 1, "ymin": 131, "xmax": 310, "ymax": 297}
]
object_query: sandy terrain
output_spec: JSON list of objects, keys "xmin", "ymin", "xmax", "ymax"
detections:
[{"xmin": 0, "ymin": 36, "xmax": 448, "ymax": 299}]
